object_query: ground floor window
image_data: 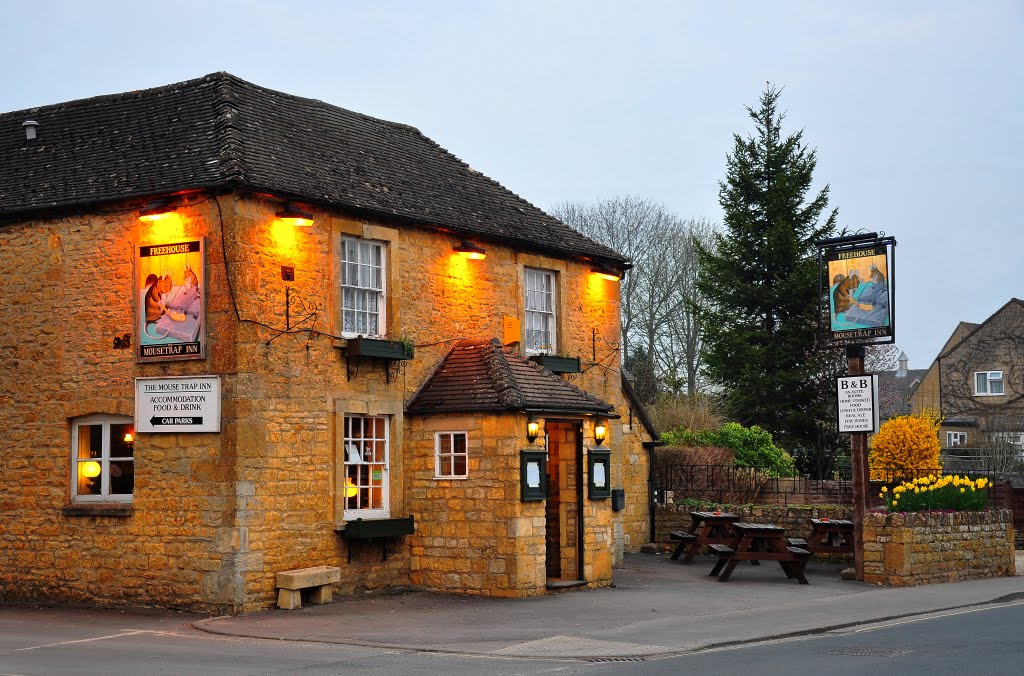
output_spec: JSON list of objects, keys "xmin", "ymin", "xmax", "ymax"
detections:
[
  {"xmin": 343, "ymin": 414, "xmax": 390, "ymax": 518},
  {"xmin": 435, "ymin": 432, "xmax": 468, "ymax": 478},
  {"xmin": 71, "ymin": 414, "xmax": 135, "ymax": 502},
  {"xmin": 946, "ymin": 431, "xmax": 967, "ymax": 448}
]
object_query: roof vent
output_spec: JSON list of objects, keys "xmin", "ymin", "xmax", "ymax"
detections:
[{"xmin": 22, "ymin": 120, "xmax": 39, "ymax": 140}]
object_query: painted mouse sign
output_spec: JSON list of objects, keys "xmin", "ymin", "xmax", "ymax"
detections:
[
  {"xmin": 816, "ymin": 234, "xmax": 896, "ymax": 347},
  {"xmin": 136, "ymin": 239, "xmax": 205, "ymax": 362}
]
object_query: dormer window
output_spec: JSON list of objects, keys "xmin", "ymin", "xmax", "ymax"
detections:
[{"xmin": 974, "ymin": 371, "xmax": 1004, "ymax": 396}]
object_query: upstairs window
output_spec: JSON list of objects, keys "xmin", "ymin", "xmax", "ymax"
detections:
[
  {"xmin": 524, "ymin": 268, "xmax": 556, "ymax": 353},
  {"xmin": 946, "ymin": 431, "xmax": 967, "ymax": 448},
  {"xmin": 974, "ymin": 371, "xmax": 1004, "ymax": 396},
  {"xmin": 71, "ymin": 415, "xmax": 135, "ymax": 503},
  {"xmin": 341, "ymin": 237, "xmax": 385, "ymax": 337},
  {"xmin": 435, "ymin": 432, "xmax": 468, "ymax": 479}
]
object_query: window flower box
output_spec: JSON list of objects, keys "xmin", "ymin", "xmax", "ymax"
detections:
[
  {"xmin": 529, "ymin": 354, "xmax": 581, "ymax": 374},
  {"xmin": 346, "ymin": 336, "xmax": 413, "ymax": 361},
  {"xmin": 340, "ymin": 516, "xmax": 415, "ymax": 540}
]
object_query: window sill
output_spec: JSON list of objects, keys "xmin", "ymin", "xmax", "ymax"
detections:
[
  {"xmin": 973, "ymin": 393, "xmax": 1006, "ymax": 397},
  {"xmin": 62, "ymin": 504, "xmax": 134, "ymax": 517},
  {"xmin": 433, "ymin": 475, "xmax": 469, "ymax": 481}
]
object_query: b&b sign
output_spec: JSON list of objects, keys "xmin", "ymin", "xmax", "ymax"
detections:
[{"xmin": 836, "ymin": 375, "xmax": 879, "ymax": 434}]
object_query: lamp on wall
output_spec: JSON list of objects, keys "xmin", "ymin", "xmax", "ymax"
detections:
[
  {"xmin": 454, "ymin": 240, "xmax": 486, "ymax": 260},
  {"xmin": 526, "ymin": 416, "xmax": 542, "ymax": 443},
  {"xmin": 138, "ymin": 199, "xmax": 176, "ymax": 222},
  {"xmin": 594, "ymin": 418, "xmax": 608, "ymax": 445},
  {"xmin": 276, "ymin": 204, "xmax": 315, "ymax": 227},
  {"xmin": 591, "ymin": 265, "xmax": 621, "ymax": 282}
]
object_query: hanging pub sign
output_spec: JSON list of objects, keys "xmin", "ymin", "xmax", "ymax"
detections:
[
  {"xmin": 136, "ymin": 238, "xmax": 206, "ymax": 362},
  {"xmin": 816, "ymin": 233, "xmax": 896, "ymax": 347}
]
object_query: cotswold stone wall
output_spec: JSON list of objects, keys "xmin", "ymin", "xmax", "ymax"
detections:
[{"xmin": 863, "ymin": 509, "xmax": 1016, "ymax": 586}]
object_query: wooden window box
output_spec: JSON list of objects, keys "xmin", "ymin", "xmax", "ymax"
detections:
[
  {"xmin": 529, "ymin": 354, "xmax": 581, "ymax": 374},
  {"xmin": 338, "ymin": 516, "xmax": 415, "ymax": 562},
  {"xmin": 346, "ymin": 337, "xmax": 413, "ymax": 361}
]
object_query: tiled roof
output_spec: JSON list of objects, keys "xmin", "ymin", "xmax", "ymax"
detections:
[
  {"xmin": 0, "ymin": 72, "xmax": 626, "ymax": 265},
  {"xmin": 406, "ymin": 339, "xmax": 615, "ymax": 416}
]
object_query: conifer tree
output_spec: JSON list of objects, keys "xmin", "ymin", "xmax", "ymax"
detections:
[{"xmin": 697, "ymin": 85, "xmax": 838, "ymax": 457}]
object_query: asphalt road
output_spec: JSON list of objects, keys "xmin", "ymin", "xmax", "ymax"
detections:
[{"xmin": 2, "ymin": 601, "xmax": 1023, "ymax": 675}]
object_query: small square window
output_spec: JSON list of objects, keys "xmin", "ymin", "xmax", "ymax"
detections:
[
  {"xmin": 435, "ymin": 432, "xmax": 468, "ymax": 479},
  {"xmin": 974, "ymin": 371, "xmax": 1004, "ymax": 396},
  {"xmin": 946, "ymin": 431, "xmax": 967, "ymax": 448}
]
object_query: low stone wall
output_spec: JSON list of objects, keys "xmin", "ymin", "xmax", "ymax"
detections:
[
  {"xmin": 864, "ymin": 509, "xmax": 1016, "ymax": 586},
  {"xmin": 655, "ymin": 504, "xmax": 854, "ymax": 561}
]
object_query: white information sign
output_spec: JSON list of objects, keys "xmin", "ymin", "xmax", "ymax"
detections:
[
  {"xmin": 135, "ymin": 376, "xmax": 222, "ymax": 433},
  {"xmin": 836, "ymin": 374, "xmax": 879, "ymax": 433}
]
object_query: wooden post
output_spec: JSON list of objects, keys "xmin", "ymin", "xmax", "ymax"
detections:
[{"xmin": 847, "ymin": 345, "xmax": 867, "ymax": 581}]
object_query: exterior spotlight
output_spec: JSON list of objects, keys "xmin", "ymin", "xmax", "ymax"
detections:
[
  {"xmin": 138, "ymin": 200, "xmax": 176, "ymax": 222},
  {"xmin": 82, "ymin": 461, "xmax": 101, "ymax": 478},
  {"xmin": 526, "ymin": 416, "xmax": 541, "ymax": 443},
  {"xmin": 592, "ymin": 265, "xmax": 621, "ymax": 282},
  {"xmin": 276, "ymin": 204, "xmax": 315, "ymax": 227},
  {"xmin": 454, "ymin": 241, "xmax": 486, "ymax": 260},
  {"xmin": 594, "ymin": 419, "xmax": 607, "ymax": 444}
]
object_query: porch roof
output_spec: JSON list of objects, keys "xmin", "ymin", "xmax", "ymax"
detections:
[{"xmin": 406, "ymin": 339, "xmax": 615, "ymax": 416}]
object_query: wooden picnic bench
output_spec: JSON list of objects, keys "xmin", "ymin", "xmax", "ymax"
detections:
[
  {"xmin": 709, "ymin": 522, "xmax": 810, "ymax": 584},
  {"xmin": 800, "ymin": 518, "xmax": 854, "ymax": 555},
  {"xmin": 670, "ymin": 511, "xmax": 741, "ymax": 564}
]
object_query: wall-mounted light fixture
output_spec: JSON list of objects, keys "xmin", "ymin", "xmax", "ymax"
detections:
[
  {"xmin": 138, "ymin": 199, "xmax": 176, "ymax": 222},
  {"xmin": 526, "ymin": 416, "xmax": 541, "ymax": 443},
  {"xmin": 454, "ymin": 240, "xmax": 486, "ymax": 260},
  {"xmin": 594, "ymin": 418, "xmax": 608, "ymax": 445},
  {"xmin": 123, "ymin": 432, "xmax": 134, "ymax": 444},
  {"xmin": 591, "ymin": 265, "xmax": 621, "ymax": 282},
  {"xmin": 276, "ymin": 204, "xmax": 315, "ymax": 227}
]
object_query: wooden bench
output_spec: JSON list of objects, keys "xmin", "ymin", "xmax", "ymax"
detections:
[
  {"xmin": 276, "ymin": 565, "xmax": 341, "ymax": 610},
  {"xmin": 669, "ymin": 530, "xmax": 697, "ymax": 560}
]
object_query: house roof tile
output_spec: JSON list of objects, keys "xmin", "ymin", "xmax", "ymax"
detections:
[
  {"xmin": 406, "ymin": 339, "xmax": 615, "ymax": 416},
  {"xmin": 0, "ymin": 72, "xmax": 626, "ymax": 266}
]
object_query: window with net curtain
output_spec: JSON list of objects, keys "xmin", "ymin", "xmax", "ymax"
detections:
[
  {"xmin": 342, "ymin": 237, "xmax": 385, "ymax": 337},
  {"xmin": 524, "ymin": 268, "xmax": 556, "ymax": 353}
]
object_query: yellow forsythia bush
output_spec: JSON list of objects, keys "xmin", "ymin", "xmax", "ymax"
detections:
[{"xmin": 869, "ymin": 412, "xmax": 942, "ymax": 482}]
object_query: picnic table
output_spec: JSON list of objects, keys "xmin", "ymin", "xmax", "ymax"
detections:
[
  {"xmin": 796, "ymin": 518, "xmax": 854, "ymax": 555},
  {"xmin": 709, "ymin": 522, "xmax": 810, "ymax": 584},
  {"xmin": 670, "ymin": 511, "xmax": 741, "ymax": 564}
]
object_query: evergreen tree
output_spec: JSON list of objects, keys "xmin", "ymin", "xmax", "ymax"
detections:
[{"xmin": 697, "ymin": 85, "xmax": 838, "ymax": 457}]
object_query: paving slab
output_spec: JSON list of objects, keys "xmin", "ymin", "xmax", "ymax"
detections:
[{"xmin": 195, "ymin": 552, "xmax": 1024, "ymax": 658}]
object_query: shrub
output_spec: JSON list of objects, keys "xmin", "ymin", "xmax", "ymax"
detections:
[
  {"xmin": 869, "ymin": 412, "xmax": 942, "ymax": 482},
  {"xmin": 661, "ymin": 422, "xmax": 796, "ymax": 476},
  {"xmin": 879, "ymin": 474, "xmax": 989, "ymax": 512},
  {"xmin": 648, "ymin": 393, "xmax": 724, "ymax": 436}
]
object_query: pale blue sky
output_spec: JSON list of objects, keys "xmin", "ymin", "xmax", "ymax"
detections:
[{"xmin": 3, "ymin": 1, "xmax": 1021, "ymax": 367}]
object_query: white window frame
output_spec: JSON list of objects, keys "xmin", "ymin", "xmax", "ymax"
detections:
[
  {"xmin": 990, "ymin": 432, "xmax": 1024, "ymax": 449},
  {"xmin": 974, "ymin": 370, "xmax": 1004, "ymax": 396},
  {"xmin": 341, "ymin": 237, "xmax": 386, "ymax": 338},
  {"xmin": 434, "ymin": 431, "xmax": 469, "ymax": 479},
  {"xmin": 70, "ymin": 414, "xmax": 135, "ymax": 503},
  {"xmin": 342, "ymin": 414, "xmax": 390, "ymax": 520},
  {"xmin": 946, "ymin": 431, "xmax": 967, "ymax": 448},
  {"xmin": 524, "ymin": 268, "xmax": 557, "ymax": 354}
]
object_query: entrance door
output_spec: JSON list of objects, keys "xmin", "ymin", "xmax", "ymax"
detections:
[{"xmin": 544, "ymin": 421, "xmax": 584, "ymax": 582}]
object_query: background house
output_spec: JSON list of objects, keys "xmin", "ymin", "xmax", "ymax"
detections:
[
  {"xmin": 0, "ymin": 73, "xmax": 656, "ymax": 612},
  {"xmin": 910, "ymin": 299, "xmax": 1024, "ymax": 469}
]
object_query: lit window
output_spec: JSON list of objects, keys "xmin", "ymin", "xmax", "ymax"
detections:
[
  {"xmin": 341, "ymin": 238, "xmax": 385, "ymax": 337},
  {"xmin": 974, "ymin": 371, "xmax": 1004, "ymax": 396},
  {"xmin": 71, "ymin": 415, "xmax": 134, "ymax": 503},
  {"xmin": 946, "ymin": 431, "xmax": 967, "ymax": 447},
  {"xmin": 435, "ymin": 432, "xmax": 468, "ymax": 479},
  {"xmin": 524, "ymin": 268, "xmax": 556, "ymax": 353},
  {"xmin": 343, "ymin": 415, "xmax": 390, "ymax": 518}
]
